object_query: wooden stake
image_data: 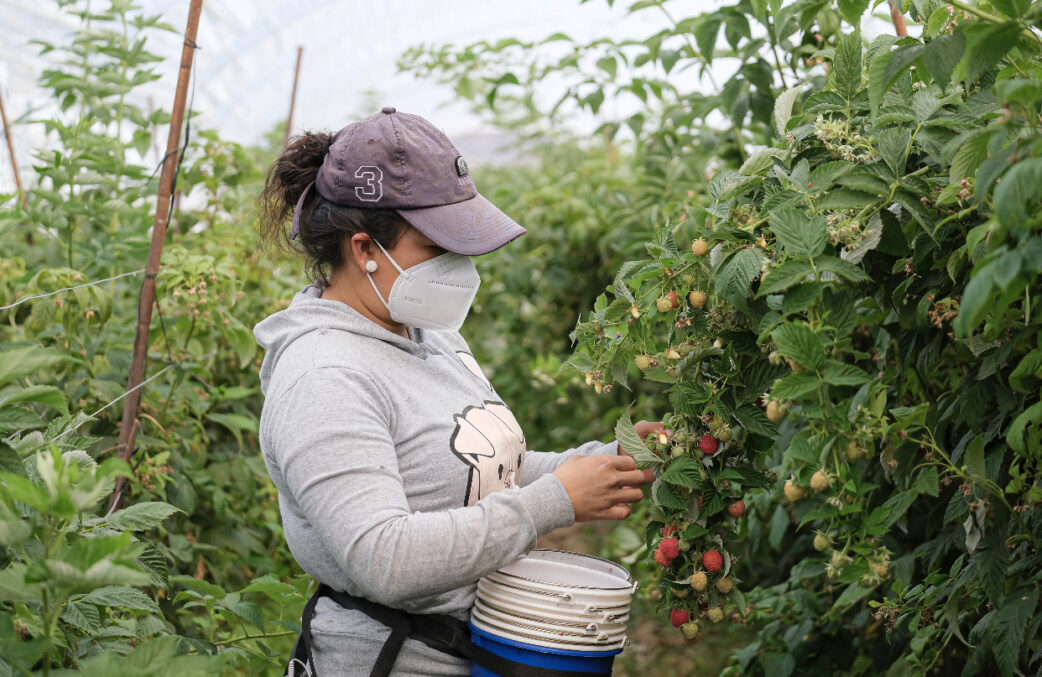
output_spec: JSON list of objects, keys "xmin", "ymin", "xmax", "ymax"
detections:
[
  {"xmin": 282, "ymin": 46, "xmax": 304, "ymax": 149},
  {"xmin": 0, "ymin": 85, "xmax": 27, "ymax": 210},
  {"xmin": 109, "ymin": 0, "xmax": 204, "ymax": 513},
  {"xmin": 889, "ymin": 1, "xmax": 909, "ymax": 36}
]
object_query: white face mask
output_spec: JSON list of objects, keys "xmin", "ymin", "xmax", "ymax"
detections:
[{"xmin": 366, "ymin": 239, "xmax": 481, "ymax": 331}]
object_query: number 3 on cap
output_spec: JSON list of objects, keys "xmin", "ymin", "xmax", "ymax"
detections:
[{"xmin": 355, "ymin": 166, "xmax": 384, "ymax": 202}]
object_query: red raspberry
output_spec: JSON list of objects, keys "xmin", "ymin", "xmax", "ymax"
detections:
[
  {"xmin": 659, "ymin": 537, "xmax": 680, "ymax": 560},
  {"xmin": 727, "ymin": 500, "xmax": 745, "ymax": 518},
  {"xmin": 654, "ymin": 547, "xmax": 674, "ymax": 567},
  {"xmin": 663, "ymin": 525, "xmax": 678, "ymax": 538},
  {"xmin": 666, "ymin": 291, "xmax": 679, "ymax": 308},
  {"xmin": 703, "ymin": 550, "xmax": 723, "ymax": 572},
  {"xmin": 698, "ymin": 434, "xmax": 719, "ymax": 454},
  {"xmin": 670, "ymin": 608, "xmax": 690, "ymax": 627}
]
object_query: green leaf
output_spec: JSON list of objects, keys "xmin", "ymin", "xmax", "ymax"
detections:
[
  {"xmin": 882, "ymin": 489, "xmax": 917, "ymax": 527},
  {"xmin": 807, "ymin": 162, "xmax": 855, "ymax": 195},
  {"xmin": 994, "ymin": 158, "xmax": 1042, "ymax": 229},
  {"xmin": 833, "ymin": 583, "xmax": 873, "ymax": 610},
  {"xmin": 758, "ymin": 260, "xmax": 814, "ymax": 296},
  {"xmin": 964, "ymin": 22, "xmax": 1022, "ymax": 85},
  {"xmin": 768, "ymin": 208, "xmax": 827, "ymax": 257},
  {"xmin": 0, "ymin": 407, "xmax": 46, "ymax": 432},
  {"xmin": 987, "ymin": 592, "xmax": 1038, "ymax": 677},
  {"xmin": 832, "ymin": 30, "xmax": 863, "ymax": 101},
  {"xmin": 768, "ymin": 504, "xmax": 789, "ymax": 551},
  {"xmin": 615, "ymin": 412, "xmax": 662, "ymax": 469},
  {"xmin": 815, "ymin": 256, "xmax": 872, "ymax": 283},
  {"xmin": 105, "ymin": 502, "xmax": 183, "ymax": 531},
  {"xmin": 922, "ymin": 32, "xmax": 965, "ymax": 85},
  {"xmin": 660, "ymin": 456, "xmax": 705, "ymax": 489},
  {"xmin": 714, "ymin": 248, "xmax": 764, "ymax": 310},
  {"xmin": 877, "ymin": 126, "xmax": 911, "ymax": 176},
  {"xmin": 79, "ymin": 586, "xmax": 160, "ymax": 613},
  {"xmin": 1007, "ymin": 401, "xmax": 1042, "ymax": 455},
  {"xmin": 771, "ymin": 371, "xmax": 820, "ymax": 399},
  {"xmin": 774, "ymin": 85, "xmax": 803, "ymax": 133},
  {"xmin": 772, "ymin": 323, "xmax": 826, "ymax": 370},
  {"xmin": 837, "ymin": 0, "xmax": 870, "ymax": 26},
  {"xmin": 734, "ymin": 404, "xmax": 778, "ymax": 438},
  {"xmin": 822, "ymin": 361, "xmax": 870, "ymax": 386},
  {"xmin": 695, "ymin": 13, "xmax": 723, "ymax": 65},
  {"xmin": 0, "ymin": 385, "xmax": 69, "ymax": 414},
  {"xmin": 868, "ymin": 43, "xmax": 923, "ymax": 109},
  {"xmin": 596, "ymin": 56, "xmax": 617, "ymax": 80},
  {"xmin": 0, "ymin": 346, "xmax": 71, "ymax": 389},
  {"xmin": 654, "ymin": 480, "xmax": 689, "ymax": 511}
]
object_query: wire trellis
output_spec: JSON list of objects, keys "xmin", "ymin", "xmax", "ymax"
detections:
[{"xmin": 0, "ymin": 268, "xmax": 146, "ymax": 311}]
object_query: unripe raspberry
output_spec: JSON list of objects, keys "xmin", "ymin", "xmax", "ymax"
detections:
[
  {"xmin": 673, "ymin": 587, "xmax": 690, "ymax": 599},
  {"xmin": 681, "ymin": 621, "xmax": 699, "ymax": 640},
  {"xmin": 691, "ymin": 239, "xmax": 709, "ymax": 256},
  {"xmin": 846, "ymin": 440, "xmax": 865, "ymax": 461},
  {"xmin": 813, "ymin": 532, "xmax": 831, "ymax": 552},
  {"xmin": 671, "ymin": 445, "xmax": 686, "ymax": 458},
  {"xmin": 670, "ymin": 608, "xmax": 690, "ymax": 627},
  {"xmin": 656, "ymin": 297, "xmax": 673, "ymax": 313},
  {"xmin": 689, "ymin": 571, "xmax": 708, "ymax": 591},
  {"xmin": 784, "ymin": 478, "xmax": 807, "ymax": 502},
  {"xmin": 716, "ymin": 426, "xmax": 732, "ymax": 443},
  {"xmin": 766, "ymin": 399, "xmax": 787, "ymax": 423},
  {"xmin": 872, "ymin": 560, "xmax": 890, "ymax": 577},
  {"xmin": 810, "ymin": 469, "xmax": 831, "ymax": 492},
  {"xmin": 715, "ymin": 577, "xmax": 733, "ymax": 594},
  {"xmin": 688, "ymin": 290, "xmax": 707, "ymax": 308},
  {"xmin": 635, "ymin": 354, "xmax": 652, "ymax": 370},
  {"xmin": 665, "ymin": 347, "xmax": 682, "ymax": 360},
  {"xmin": 629, "ymin": 304, "xmax": 641, "ymax": 318},
  {"xmin": 707, "ymin": 607, "xmax": 724, "ymax": 623},
  {"xmin": 831, "ymin": 550, "xmax": 851, "ymax": 569}
]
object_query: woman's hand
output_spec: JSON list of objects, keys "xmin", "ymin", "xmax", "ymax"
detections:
[
  {"xmin": 552, "ymin": 454, "xmax": 653, "ymax": 522},
  {"xmin": 618, "ymin": 419, "xmax": 663, "ymax": 484}
]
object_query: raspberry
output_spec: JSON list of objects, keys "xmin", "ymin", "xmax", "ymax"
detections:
[
  {"xmin": 673, "ymin": 586, "xmax": 690, "ymax": 599},
  {"xmin": 654, "ymin": 547, "xmax": 674, "ymax": 567},
  {"xmin": 727, "ymin": 500, "xmax": 745, "ymax": 518},
  {"xmin": 670, "ymin": 608, "xmax": 690, "ymax": 627},
  {"xmin": 629, "ymin": 304, "xmax": 641, "ymax": 319},
  {"xmin": 689, "ymin": 571, "xmax": 708, "ymax": 591},
  {"xmin": 681, "ymin": 621, "xmax": 699, "ymax": 640},
  {"xmin": 634, "ymin": 354, "xmax": 652, "ymax": 370},
  {"xmin": 688, "ymin": 290, "xmax": 707, "ymax": 308},
  {"xmin": 810, "ymin": 469, "xmax": 831, "ymax": 492},
  {"xmin": 715, "ymin": 577, "xmax": 733, "ymax": 594},
  {"xmin": 813, "ymin": 532, "xmax": 831, "ymax": 551},
  {"xmin": 846, "ymin": 440, "xmax": 865, "ymax": 461},
  {"xmin": 659, "ymin": 537, "xmax": 680, "ymax": 560},
  {"xmin": 703, "ymin": 550, "xmax": 723, "ymax": 573},
  {"xmin": 784, "ymin": 478, "xmax": 807, "ymax": 502},
  {"xmin": 666, "ymin": 291, "xmax": 679, "ymax": 308},
  {"xmin": 656, "ymin": 297, "xmax": 673, "ymax": 313},
  {"xmin": 716, "ymin": 426, "xmax": 733, "ymax": 443},
  {"xmin": 665, "ymin": 347, "xmax": 682, "ymax": 360},
  {"xmin": 766, "ymin": 399, "xmax": 787, "ymax": 423},
  {"xmin": 698, "ymin": 435, "xmax": 719, "ymax": 455},
  {"xmin": 662, "ymin": 525, "xmax": 678, "ymax": 538},
  {"xmin": 707, "ymin": 607, "xmax": 724, "ymax": 623},
  {"xmin": 691, "ymin": 239, "xmax": 709, "ymax": 256},
  {"xmin": 872, "ymin": 560, "xmax": 890, "ymax": 577}
]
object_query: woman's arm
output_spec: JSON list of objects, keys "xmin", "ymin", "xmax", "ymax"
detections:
[
  {"xmin": 266, "ymin": 366, "xmax": 577, "ymax": 608},
  {"xmin": 520, "ymin": 420, "xmax": 662, "ymax": 486}
]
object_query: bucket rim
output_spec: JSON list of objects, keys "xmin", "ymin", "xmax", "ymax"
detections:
[
  {"xmin": 492, "ymin": 549, "xmax": 635, "ymax": 592},
  {"xmin": 468, "ymin": 619, "xmax": 625, "ymax": 657}
]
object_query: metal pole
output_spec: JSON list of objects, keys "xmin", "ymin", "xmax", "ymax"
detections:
[
  {"xmin": 109, "ymin": 0, "xmax": 204, "ymax": 513},
  {"xmin": 0, "ymin": 85, "xmax": 27, "ymax": 210},
  {"xmin": 282, "ymin": 46, "xmax": 304, "ymax": 149}
]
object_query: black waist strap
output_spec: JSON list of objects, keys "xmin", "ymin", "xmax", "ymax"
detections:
[{"xmin": 300, "ymin": 583, "xmax": 611, "ymax": 677}]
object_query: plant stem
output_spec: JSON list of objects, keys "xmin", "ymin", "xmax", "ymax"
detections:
[
  {"xmin": 948, "ymin": 0, "xmax": 1042, "ymax": 46},
  {"xmin": 222, "ymin": 629, "xmax": 297, "ymax": 645}
]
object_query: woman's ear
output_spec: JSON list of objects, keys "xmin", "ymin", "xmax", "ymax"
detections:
[{"xmin": 348, "ymin": 232, "xmax": 374, "ymax": 272}]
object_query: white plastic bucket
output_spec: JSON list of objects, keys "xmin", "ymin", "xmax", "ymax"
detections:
[
  {"xmin": 470, "ymin": 606, "xmax": 627, "ymax": 650},
  {"xmin": 476, "ymin": 580, "xmax": 630, "ymax": 625},
  {"xmin": 473, "ymin": 599, "xmax": 628, "ymax": 638}
]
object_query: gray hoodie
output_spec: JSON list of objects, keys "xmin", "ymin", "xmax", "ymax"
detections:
[{"xmin": 253, "ymin": 284, "xmax": 618, "ymax": 676}]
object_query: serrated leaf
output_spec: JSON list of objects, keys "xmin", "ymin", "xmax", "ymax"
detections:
[
  {"xmin": 653, "ymin": 479, "xmax": 689, "ymax": 511},
  {"xmin": 868, "ymin": 43, "xmax": 923, "ymax": 109},
  {"xmin": 833, "ymin": 583, "xmax": 873, "ymax": 610},
  {"xmin": 615, "ymin": 413, "xmax": 662, "ymax": 469},
  {"xmin": 768, "ymin": 208, "xmax": 826, "ymax": 258},
  {"xmin": 771, "ymin": 371, "xmax": 821, "ymax": 399},
  {"xmin": 822, "ymin": 361, "xmax": 870, "ymax": 386},
  {"xmin": 814, "ymin": 256, "xmax": 872, "ymax": 283},
  {"xmin": 612, "ymin": 260, "xmax": 641, "ymax": 305},
  {"xmin": 0, "ymin": 347, "xmax": 72, "ymax": 389},
  {"xmin": 696, "ymin": 13, "xmax": 723, "ymax": 65},
  {"xmin": 80, "ymin": 586, "xmax": 160, "ymax": 613},
  {"xmin": 877, "ymin": 126, "xmax": 911, "ymax": 176},
  {"xmin": 734, "ymin": 405, "xmax": 778, "ymax": 438},
  {"xmin": 714, "ymin": 248, "xmax": 763, "ymax": 310},
  {"xmin": 758, "ymin": 260, "xmax": 815, "ymax": 296},
  {"xmin": 660, "ymin": 456, "xmax": 705, "ymax": 489},
  {"xmin": 807, "ymin": 162, "xmax": 855, "ymax": 195},
  {"xmin": 994, "ymin": 158, "xmax": 1042, "ymax": 229},
  {"xmin": 772, "ymin": 323, "xmax": 826, "ymax": 371},
  {"xmin": 0, "ymin": 385, "xmax": 69, "ymax": 415},
  {"xmin": 105, "ymin": 502, "xmax": 183, "ymax": 531},
  {"xmin": 987, "ymin": 592, "xmax": 1038, "ymax": 677},
  {"xmin": 832, "ymin": 30, "xmax": 863, "ymax": 101},
  {"xmin": 964, "ymin": 22, "xmax": 1021, "ymax": 85},
  {"xmin": 774, "ymin": 85, "xmax": 803, "ymax": 133}
]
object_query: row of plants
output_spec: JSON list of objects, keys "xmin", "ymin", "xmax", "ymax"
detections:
[{"xmin": 402, "ymin": 0, "xmax": 1042, "ymax": 673}]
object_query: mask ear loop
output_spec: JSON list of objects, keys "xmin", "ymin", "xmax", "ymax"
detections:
[{"xmin": 365, "ymin": 237, "xmax": 405, "ymax": 309}]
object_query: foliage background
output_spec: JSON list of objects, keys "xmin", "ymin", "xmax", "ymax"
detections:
[{"xmin": 2, "ymin": 0, "xmax": 1041, "ymax": 675}]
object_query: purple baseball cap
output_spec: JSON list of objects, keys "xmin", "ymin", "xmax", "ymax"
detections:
[{"xmin": 292, "ymin": 107, "xmax": 526, "ymax": 256}]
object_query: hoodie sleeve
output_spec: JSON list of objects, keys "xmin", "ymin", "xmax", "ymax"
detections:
[
  {"xmin": 519, "ymin": 440, "xmax": 619, "ymax": 487},
  {"xmin": 266, "ymin": 366, "xmax": 575, "ymax": 607}
]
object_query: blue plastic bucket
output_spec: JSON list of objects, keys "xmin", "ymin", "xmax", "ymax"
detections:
[{"xmin": 469, "ymin": 621, "xmax": 621, "ymax": 676}]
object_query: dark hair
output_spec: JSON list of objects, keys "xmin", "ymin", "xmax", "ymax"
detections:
[{"xmin": 258, "ymin": 130, "xmax": 408, "ymax": 284}]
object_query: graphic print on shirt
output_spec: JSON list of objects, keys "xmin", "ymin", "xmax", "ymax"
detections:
[
  {"xmin": 455, "ymin": 351, "xmax": 493, "ymax": 391},
  {"xmin": 449, "ymin": 400, "xmax": 526, "ymax": 507}
]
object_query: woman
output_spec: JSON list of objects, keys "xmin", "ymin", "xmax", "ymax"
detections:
[{"xmin": 254, "ymin": 107, "xmax": 657, "ymax": 676}]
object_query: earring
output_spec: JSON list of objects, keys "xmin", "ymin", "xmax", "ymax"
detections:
[{"xmin": 365, "ymin": 260, "xmax": 378, "ymax": 273}]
